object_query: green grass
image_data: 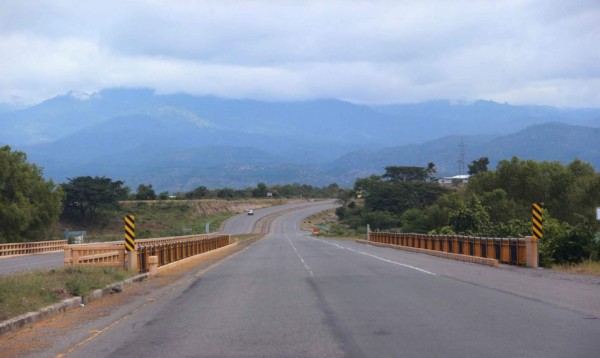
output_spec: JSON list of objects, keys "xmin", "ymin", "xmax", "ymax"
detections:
[
  {"xmin": 58, "ymin": 200, "xmax": 244, "ymax": 242},
  {"xmin": 551, "ymin": 259, "xmax": 600, "ymax": 276},
  {"xmin": 0, "ymin": 266, "xmax": 134, "ymax": 321}
]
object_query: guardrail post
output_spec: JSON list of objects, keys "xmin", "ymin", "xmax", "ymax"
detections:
[
  {"xmin": 524, "ymin": 236, "xmax": 539, "ymax": 268},
  {"xmin": 148, "ymin": 256, "xmax": 159, "ymax": 276},
  {"xmin": 64, "ymin": 246, "xmax": 72, "ymax": 266},
  {"xmin": 126, "ymin": 250, "xmax": 139, "ymax": 271}
]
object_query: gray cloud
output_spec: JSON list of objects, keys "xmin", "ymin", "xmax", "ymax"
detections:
[{"xmin": 0, "ymin": 0, "xmax": 599, "ymax": 107}]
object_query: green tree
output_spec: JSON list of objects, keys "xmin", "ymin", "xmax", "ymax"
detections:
[
  {"xmin": 61, "ymin": 176, "xmax": 129, "ymax": 222},
  {"xmin": 252, "ymin": 182, "xmax": 268, "ymax": 198},
  {"xmin": 135, "ymin": 184, "xmax": 156, "ymax": 200},
  {"xmin": 186, "ymin": 185, "xmax": 209, "ymax": 199},
  {"xmin": 401, "ymin": 208, "xmax": 432, "ymax": 233},
  {"xmin": 468, "ymin": 156, "xmax": 489, "ymax": 175},
  {"xmin": 366, "ymin": 181, "xmax": 448, "ymax": 214},
  {"xmin": 0, "ymin": 146, "xmax": 64, "ymax": 242},
  {"xmin": 383, "ymin": 165, "xmax": 433, "ymax": 183},
  {"xmin": 448, "ymin": 195, "xmax": 491, "ymax": 235},
  {"xmin": 217, "ymin": 188, "xmax": 235, "ymax": 199}
]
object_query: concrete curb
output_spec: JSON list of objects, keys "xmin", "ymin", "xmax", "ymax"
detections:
[
  {"xmin": 0, "ymin": 273, "xmax": 148, "ymax": 337},
  {"xmin": 356, "ymin": 239, "xmax": 499, "ymax": 267}
]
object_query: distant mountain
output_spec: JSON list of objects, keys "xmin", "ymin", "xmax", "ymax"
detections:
[
  {"xmin": 1, "ymin": 88, "xmax": 599, "ymax": 190},
  {"xmin": 329, "ymin": 123, "xmax": 600, "ymax": 184},
  {"xmin": 372, "ymin": 100, "xmax": 600, "ymax": 137}
]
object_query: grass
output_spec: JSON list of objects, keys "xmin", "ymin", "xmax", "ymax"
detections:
[
  {"xmin": 551, "ymin": 259, "xmax": 600, "ymax": 276},
  {"xmin": 57, "ymin": 199, "xmax": 260, "ymax": 242},
  {"xmin": 0, "ymin": 266, "xmax": 134, "ymax": 321},
  {"xmin": 302, "ymin": 208, "xmax": 365, "ymax": 240}
]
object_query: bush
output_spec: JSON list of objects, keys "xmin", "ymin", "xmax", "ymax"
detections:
[{"xmin": 538, "ymin": 218, "xmax": 596, "ymax": 266}]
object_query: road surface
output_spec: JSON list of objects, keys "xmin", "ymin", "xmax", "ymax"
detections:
[
  {"xmin": 11, "ymin": 201, "xmax": 598, "ymax": 357},
  {"xmin": 0, "ymin": 200, "xmax": 328, "ymax": 276}
]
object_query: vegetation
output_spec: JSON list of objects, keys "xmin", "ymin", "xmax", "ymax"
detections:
[
  {"xmin": 0, "ymin": 146, "xmax": 64, "ymax": 243},
  {"xmin": 337, "ymin": 157, "xmax": 600, "ymax": 267},
  {"xmin": 58, "ymin": 200, "xmax": 258, "ymax": 242},
  {"xmin": 0, "ymin": 266, "xmax": 134, "ymax": 321},
  {"xmin": 181, "ymin": 182, "xmax": 345, "ymax": 200},
  {"xmin": 337, "ymin": 165, "xmax": 448, "ymax": 234},
  {"xmin": 1, "ymin": 159, "xmax": 347, "ymax": 243},
  {"xmin": 61, "ymin": 176, "xmax": 129, "ymax": 223}
]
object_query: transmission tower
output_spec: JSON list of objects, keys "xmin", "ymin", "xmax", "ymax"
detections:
[{"xmin": 458, "ymin": 139, "xmax": 466, "ymax": 176}]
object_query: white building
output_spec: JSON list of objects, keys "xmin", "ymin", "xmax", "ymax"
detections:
[{"xmin": 438, "ymin": 174, "xmax": 471, "ymax": 185}]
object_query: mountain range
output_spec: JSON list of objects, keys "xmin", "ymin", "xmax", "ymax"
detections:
[{"xmin": 1, "ymin": 88, "xmax": 599, "ymax": 191}]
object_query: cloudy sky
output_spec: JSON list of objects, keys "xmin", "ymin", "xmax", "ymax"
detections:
[{"xmin": 1, "ymin": 0, "xmax": 599, "ymax": 107}]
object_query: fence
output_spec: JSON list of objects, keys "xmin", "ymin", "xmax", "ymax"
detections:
[
  {"xmin": 368, "ymin": 232, "xmax": 538, "ymax": 267},
  {"xmin": 64, "ymin": 243, "xmax": 126, "ymax": 268},
  {"xmin": 137, "ymin": 234, "xmax": 230, "ymax": 273},
  {"xmin": 0, "ymin": 240, "xmax": 67, "ymax": 257},
  {"xmin": 63, "ymin": 234, "xmax": 231, "ymax": 272}
]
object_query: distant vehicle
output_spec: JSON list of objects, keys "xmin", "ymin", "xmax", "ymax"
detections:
[{"xmin": 247, "ymin": 209, "xmax": 254, "ymax": 215}]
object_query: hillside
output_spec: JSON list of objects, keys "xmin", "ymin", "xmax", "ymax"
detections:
[{"xmin": 1, "ymin": 88, "xmax": 599, "ymax": 190}]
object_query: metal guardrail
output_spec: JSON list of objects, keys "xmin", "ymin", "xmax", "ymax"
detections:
[
  {"xmin": 0, "ymin": 240, "xmax": 67, "ymax": 257},
  {"xmin": 137, "ymin": 235, "xmax": 230, "ymax": 273},
  {"xmin": 369, "ymin": 232, "xmax": 531, "ymax": 266}
]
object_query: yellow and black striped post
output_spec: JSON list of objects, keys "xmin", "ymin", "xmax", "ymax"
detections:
[
  {"xmin": 124, "ymin": 214, "xmax": 135, "ymax": 252},
  {"xmin": 531, "ymin": 203, "xmax": 543, "ymax": 241}
]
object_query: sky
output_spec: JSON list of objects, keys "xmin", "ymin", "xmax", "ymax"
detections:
[{"xmin": 1, "ymin": 0, "xmax": 599, "ymax": 108}]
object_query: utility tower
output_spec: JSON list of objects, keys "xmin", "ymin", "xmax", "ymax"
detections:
[{"xmin": 458, "ymin": 139, "xmax": 466, "ymax": 176}]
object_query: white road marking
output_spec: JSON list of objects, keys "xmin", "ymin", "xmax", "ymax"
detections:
[
  {"xmin": 286, "ymin": 233, "xmax": 314, "ymax": 277},
  {"xmin": 303, "ymin": 234, "xmax": 435, "ymax": 276}
]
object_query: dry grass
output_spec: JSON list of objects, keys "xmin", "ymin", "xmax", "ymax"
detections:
[
  {"xmin": 0, "ymin": 267, "xmax": 134, "ymax": 321},
  {"xmin": 551, "ymin": 260, "xmax": 600, "ymax": 276},
  {"xmin": 302, "ymin": 209, "xmax": 364, "ymax": 240}
]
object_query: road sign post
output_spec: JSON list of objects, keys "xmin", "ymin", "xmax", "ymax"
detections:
[
  {"xmin": 531, "ymin": 203, "xmax": 543, "ymax": 241},
  {"xmin": 124, "ymin": 214, "xmax": 137, "ymax": 271}
]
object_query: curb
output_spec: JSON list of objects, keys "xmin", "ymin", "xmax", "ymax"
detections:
[
  {"xmin": 0, "ymin": 273, "xmax": 148, "ymax": 337},
  {"xmin": 356, "ymin": 239, "xmax": 499, "ymax": 267}
]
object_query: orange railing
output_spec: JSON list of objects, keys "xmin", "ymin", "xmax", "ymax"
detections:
[
  {"xmin": 368, "ymin": 232, "xmax": 530, "ymax": 266},
  {"xmin": 63, "ymin": 234, "xmax": 231, "ymax": 272},
  {"xmin": 64, "ymin": 243, "xmax": 126, "ymax": 268},
  {"xmin": 137, "ymin": 234, "xmax": 230, "ymax": 273},
  {"xmin": 0, "ymin": 240, "xmax": 67, "ymax": 257}
]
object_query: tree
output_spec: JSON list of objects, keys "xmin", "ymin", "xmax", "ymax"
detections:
[
  {"xmin": 217, "ymin": 188, "xmax": 235, "ymax": 199},
  {"xmin": 186, "ymin": 186, "xmax": 208, "ymax": 199},
  {"xmin": 135, "ymin": 184, "xmax": 156, "ymax": 200},
  {"xmin": 383, "ymin": 165, "xmax": 434, "ymax": 183},
  {"xmin": 252, "ymin": 182, "xmax": 268, "ymax": 198},
  {"xmin": 468, "ymin": 156, "xmax": 489, "ymax": 175},
  {"xmin": 61, "ymin": 176, "xmax": 129, "ymax": 222},
  {"xmin": 0, "ymin": 146, "xmax": 64, "ymax": 242},
  {"xmin": 448, "ymin": 195, "xmax": 491, "ymax": 235},
  {"xmin": 401, "ymin": 208, "xmax": 433, "ymax": 233}
]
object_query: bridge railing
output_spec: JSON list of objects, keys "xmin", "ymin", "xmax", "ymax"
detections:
[
  {"xmin": 137, "ymin": 234, "xmax": 230, "ymax": 273},
  {"xmin": 368, "ymin": 232, "xmax": 538, "ymax": 268},
  {"xmin": 63, "ymin": 243, "xmax": 126, "ymax": 268},
  {"xmin": 63, "ymin": 234, "xmax": 231, "ymax": 272},
  {"xmin": 0, "ymin": 240, "xmax": 67, "ymax": 257}
]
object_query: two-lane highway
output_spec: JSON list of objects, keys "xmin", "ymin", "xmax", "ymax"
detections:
[
  {"xmin": 53, "ymin": 202, "xmax": 600, "ymax": 357},
  {"xmin": 0, "ymin": 200, "xmax": 333, "ymax": 276}
]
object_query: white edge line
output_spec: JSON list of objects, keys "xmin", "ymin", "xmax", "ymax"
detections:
[{"xmin": 303, "ymin": 234, "xmax": 436, "ymax": 276}]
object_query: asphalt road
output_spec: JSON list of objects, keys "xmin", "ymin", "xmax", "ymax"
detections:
[
  {"xmin": 220, "ymin": 200, "xmax": 336, "ymax": 234},
  {"xmin": 0, "ymin": 200, "xmax": 331, "ymax": 276},
  {"xmin": 0, "ymin": 251, "xmax": 64, "ymax": 275},
  {"xmin": 48, "ymin": 202, "xmax": 600, "ymax": 357}
]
